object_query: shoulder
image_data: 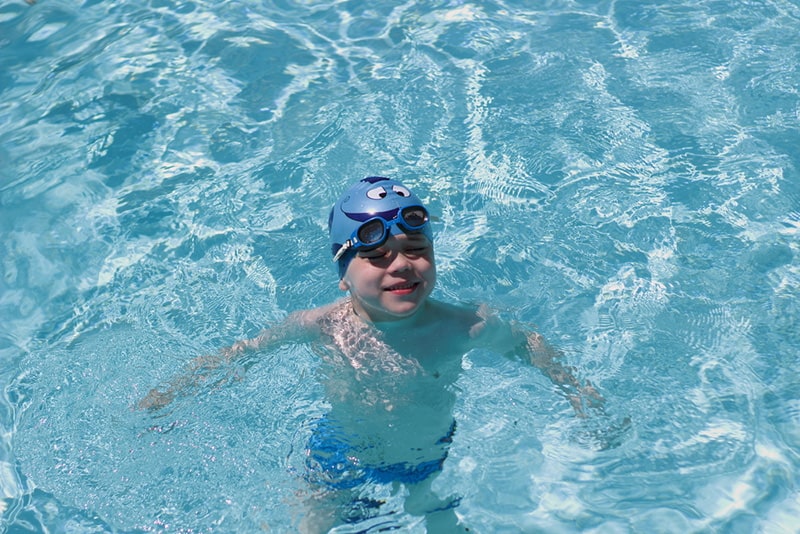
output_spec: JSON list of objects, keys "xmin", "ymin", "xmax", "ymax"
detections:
[
  {"xmin": 421, "ymin": 300, "xmax": 523, "ymax": 352},
  {"xmin": 465, "ymin": 303, "xmax": 526, "ymax": 350},
  {"xmin": 286, "ymin": 298, "xmax": 352, "ymax": 330},
  {"xmin": 423, "ymin": 300, "xmax": 486, "ymax": 334}
]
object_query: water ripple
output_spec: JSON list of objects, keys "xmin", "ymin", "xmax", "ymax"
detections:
[{"xmin": 2, "ymin": 0, "xmax": 799, "ymax": 531}]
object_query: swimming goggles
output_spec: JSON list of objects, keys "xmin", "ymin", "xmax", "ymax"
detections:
[{"xmin": 332, "ymin": 205, "xmax": 429, "ymax": 263}]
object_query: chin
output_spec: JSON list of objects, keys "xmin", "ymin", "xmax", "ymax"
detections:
[{"xmin": 385, "ymin": 301, "xmax": 423, "ymax": 319}]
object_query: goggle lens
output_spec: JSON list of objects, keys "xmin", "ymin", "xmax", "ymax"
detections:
[
  {"xmin": 401, "ymin": 206, "xmax": 428, "ymax": 228},
  {"xmin": 357, "ymin": 219, "xmax": 387, "ymax": 245}
]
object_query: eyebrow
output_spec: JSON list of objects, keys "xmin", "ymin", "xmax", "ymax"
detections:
[
  {"xmin": 400, "ymin": 235, "xmax": 431, "ymax": 247},
  {"xmin": 357, "ymin": 235, "xmax": 431, "ymax": 255}
]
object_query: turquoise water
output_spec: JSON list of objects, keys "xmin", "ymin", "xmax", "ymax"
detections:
[{"xmin": 2, "ymin": 0, "xmax": 799, "ymax": 531}]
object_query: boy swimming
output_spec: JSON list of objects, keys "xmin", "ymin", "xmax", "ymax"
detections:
[{"xmin": 139, "ymin": 176, "xmax": 600, "ymax": 531}]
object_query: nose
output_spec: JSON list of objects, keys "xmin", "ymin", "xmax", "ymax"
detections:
[{"xmin": 388, "ymin": 251, "xmax": 412, "ymax": 273}]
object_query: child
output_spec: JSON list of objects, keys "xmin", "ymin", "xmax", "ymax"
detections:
[{"xmin": 139, "ymin": 176, "xmax": 600, "ymax": 532}]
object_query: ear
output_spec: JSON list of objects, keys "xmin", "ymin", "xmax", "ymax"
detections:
[{"xmin": 339, "ymin": 278, "xmax": 350, "ymax": 291}]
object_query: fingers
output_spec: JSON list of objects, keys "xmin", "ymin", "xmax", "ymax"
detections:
[{"xmin": 137, "ymin": 388, "xmax": 174, "ymax": 411}]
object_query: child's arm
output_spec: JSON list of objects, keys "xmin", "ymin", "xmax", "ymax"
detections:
[
  {"xmin": 472, "ymin": 306, "xmax": 603, "ymax": 417},
  {"xmin": 137, "ymin": 307, "xmax": 325, "ymax": 411},
  {"xmin": 522, "ymin": 331, "xmax": 604, "ymax": 417}
]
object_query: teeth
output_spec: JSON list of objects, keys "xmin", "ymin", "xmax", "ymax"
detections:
[{"xmin": 388, "ymin": 282, "xmax": 414, "ymax": 290}]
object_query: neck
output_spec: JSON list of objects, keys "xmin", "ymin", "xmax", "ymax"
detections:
[{"xmin": 349, "ymin": 299, "xmax": 428, "ymax": 331}]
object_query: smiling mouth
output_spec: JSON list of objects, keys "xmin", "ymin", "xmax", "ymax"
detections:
[{"xmin": 384, "ymin": 281, "xmax": 419, "ymax": 293}]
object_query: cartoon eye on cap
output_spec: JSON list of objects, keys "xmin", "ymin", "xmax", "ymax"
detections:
[
  {"xmin": 366, "ymin": 186, "xmax": 387, "ymax": 199},
  {"xmin": 365, "ymin": 184, "xmax": 412, "ymax": 200},
  {"xmin": 393, "ymin": 185, "xmax": 410, "ymax": 197}
]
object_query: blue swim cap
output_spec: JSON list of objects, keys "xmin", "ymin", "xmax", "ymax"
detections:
[{"xmin": 329, "ymin": 176, "xmax": 433, "ymax": 278}]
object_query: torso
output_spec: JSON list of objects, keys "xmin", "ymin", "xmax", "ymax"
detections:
[{"xmin": 305, "ymin": 298, "xmax": 484, "ymax": 467}]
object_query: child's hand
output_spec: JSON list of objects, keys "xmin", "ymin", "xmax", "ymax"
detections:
[
  {"xmin": 137, "ymin": 388, "xmax": 175, "ymax": 411},
  {"xmin": 568, "ymin": 381, "xmax": 606, "ymax": 418},
  {"xmin": 581, "ymin": 382, "xmax": 605, "ymax": 406}
]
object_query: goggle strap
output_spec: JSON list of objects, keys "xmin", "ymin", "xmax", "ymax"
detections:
[{"xmin": 332, "ymin": 240, "xmax": 353, "ymax": 263}]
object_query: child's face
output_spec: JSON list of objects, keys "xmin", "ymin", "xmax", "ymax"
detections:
[{"xmin": 339, "ymin": 233, "xmax": 436, "ymax": 322}]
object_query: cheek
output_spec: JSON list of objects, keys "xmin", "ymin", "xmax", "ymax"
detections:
[
  {"xmin": 421, "ymin": 254, "xmax": 436, "ymax": 274},
  {"xmin": 427, "ymin": 264, "xmax": 437, "ymax": 284},
  {"xmin": 341, "ymin": 262, "xmax": 381, "ymax": 291}
]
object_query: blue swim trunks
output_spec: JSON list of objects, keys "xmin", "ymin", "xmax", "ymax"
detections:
[{"xmin": 305, "ymin": 417, "xmax": 457, "ymax": 490}]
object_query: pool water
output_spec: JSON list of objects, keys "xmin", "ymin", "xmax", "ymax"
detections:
[{"xmin": 2, "ymin": 0, "xmax": 799, "ymax": 532}]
